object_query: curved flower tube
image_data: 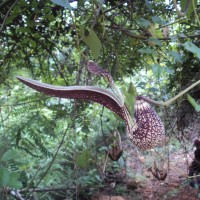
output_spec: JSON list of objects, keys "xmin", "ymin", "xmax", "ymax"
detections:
[{"xmin": 17, "ymin": 61, "xmax": 165, "ymax": 150}]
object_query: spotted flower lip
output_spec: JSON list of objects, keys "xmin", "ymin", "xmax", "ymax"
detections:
[
  {"xmin": 16, "ymin": 62, "xmax": 165, "ymax": 150},
  {"xmin": 131, "ymin": 97, "xmax": 165, "ymax": 150}
]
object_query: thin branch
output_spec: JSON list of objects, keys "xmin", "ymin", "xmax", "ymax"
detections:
[
  {"xmin": 159, "ymin": 17, "xmax": 187, "ymax": 28},
  {"xmin": 104, "ymin": 1, "xmax": 127, "ymax": 13},
  {"xmin": 141, "ymin": 79, "xmax": 200, "ymax": 106},
  {"xmin": 106, "ymin": 17, "xmax": 200, "ymax": 41},
  {"xmin": 9, "ymin": 190, "xmax": 25, "ymax": 200},
  {"xmin": 115, "ymin": 24, "xmax": 200, "ymax": 40},
  {"xmin": 0, "ymin": 0, "xmax": 18, "ymax": 32},
  {"xmin": 21, "ymin": 187, "xmax": 76, "ymax": 193},
  {"xmin": 103, "ymin": 151, "xmax": 108, "ymax": 173}
]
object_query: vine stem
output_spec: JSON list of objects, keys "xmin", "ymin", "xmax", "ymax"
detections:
[{"xmin": 141, "ymin": 80, "xmax": 200, "ymax": 106}]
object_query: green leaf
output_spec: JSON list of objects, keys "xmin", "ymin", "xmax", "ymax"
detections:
[
  {"xmin": 151, "ymin": 64, "xmax": 162, "ymax": 79},
  {"xmin": 149, "ymin": 87, "xmax": 159, "ymax": 92},
  {"xmin": 0, "ymin": 167, "xmax": 9, "ymax": 186},
  {"xmin": 187, "ymin": 94, "xmax": 200, "ymax": 112},
  {"xmin": 145, "ymin": 0, "xmax": 153, "ymax": 10},
  {"xmin": 30, "ymin": 40, "xmax": 36, "ymax": 48},
  {"xmin": 2, "ymin": 149, "xmax": 19, "ymax": 161},
  {"xmin": 183, "ymin": 41, "xmax": 200, "ymax": 59},
  {"xmin": 8, "ymin": 172, "xmax": 22, "ymax": 188},
  {"xmin": 164, "ymin": 67, "xmax": 174, "ymax": 75},
  {"xmin": 152, "ymin": 16, "xmax": 167, "ymax": 25},
  {"xmin": 76, "ymin": 149, "xmax": 91, "ymax": 168},
  {"xmin": 46, "ymin": 14, "xmax": 55, "ymax": 21},
  {"xmin": 18, "ymin": 27, "xmax": 31, "ymax": 33},
  {"xmin": 167, "ymin": 51, "xmax": 182, "ymax": 63},
  {"xmin": 138, "ymin": 47, "xmax": 156, "ymax": 54},
  {"xmin": 51, "ymin": 0, "xmax": 72, "ymax": 10},
  {"xmin": 13, "ymin": 5, "xmax": 21, "ymax": 14},
  {"xmin": 137, "ymin": 81, "xmax": 146, "ymax": 88},
  {"xmin": 79, "ymin": 28, "xmax": 102, "ymax": 59},
  {"xmin": 147, "ymin": 38, "xmax": 162, "ymax": 46},
  {"xmin": 137, "ymin": 18, "xmax": 151, "ymax": 28},
  {"xmin": 82, "ymin": 125, "xmax": 90, "ymax": 133}
]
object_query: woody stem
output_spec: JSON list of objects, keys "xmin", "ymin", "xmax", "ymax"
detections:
[{"xmin": 141, "ymin": 80, "xmax": 200, "ymax": 106}]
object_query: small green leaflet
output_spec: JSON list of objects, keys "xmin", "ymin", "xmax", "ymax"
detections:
[
  {"xmin": 187, "ymin": 94, "xmax": 200, "ymax": 112},
  {"xmin": 183, "ymin": 41, "xmax": 200, "ymax": 59},
  {"xmin": 79, "ymin": 28, "xmax": 102, "ymax": 59},
  {"xmin": 51, "ymin": 0, "xmax": 72, "ymax": 10}
]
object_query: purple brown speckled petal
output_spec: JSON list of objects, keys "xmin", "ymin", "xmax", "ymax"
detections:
[{"xmin": 16, "ymin": 76, "xmax": 126, "ymax": 120}]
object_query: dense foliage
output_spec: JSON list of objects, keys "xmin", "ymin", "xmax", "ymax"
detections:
[{"xmin": 1, "ymin": 0, "xmax": 200, "ymax": 199}]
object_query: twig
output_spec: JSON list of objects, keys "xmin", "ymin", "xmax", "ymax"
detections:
[
  {"xmin": 106, "ymin": 17, "xmax": 200, "ymax": 41},
  {"xmin": 21, "ymin": 187, "xmax": 76, "ymax": 193},
  {"xmin": 159, "ymin": 17, "xmax": 187, "ymax": 28},
  {"xmin": 9, "ymin": 189, "xmax": 25, "ymax": 200},
  {"xmin": 0, "ymin": 0, "xmax": 18, "ymax": 32},
  {"xmin": 103, "ymin": 151, "xmax": 108, "ymax": 173},
  {"xmin": 140, "ymin": 79, "xmax": 200, "ymax": 106},
  {"xmin": 104, "ymin": 1, "xmax": 126, "ymax": 13}
]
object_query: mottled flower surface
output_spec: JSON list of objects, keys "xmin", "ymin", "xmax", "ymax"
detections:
[{"xmin": 129, "ymin": 96, "xmax": 165, "ymax": 150}]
